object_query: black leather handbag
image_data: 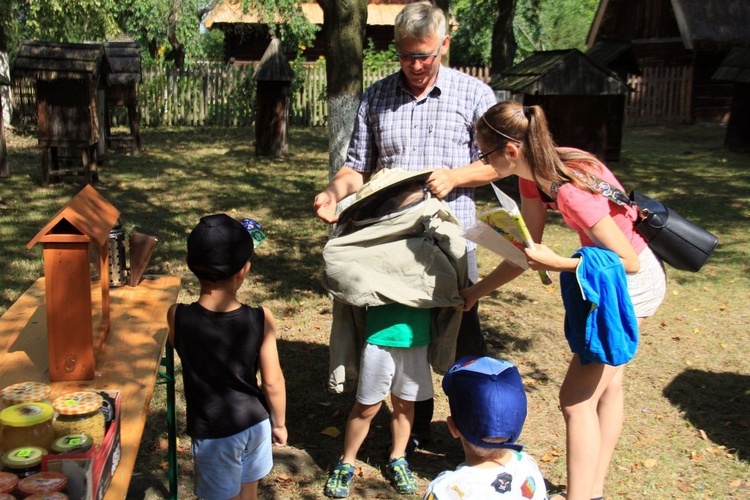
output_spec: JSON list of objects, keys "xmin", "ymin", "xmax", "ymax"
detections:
[
  {"xmin": 568, "ymin": 170, "xmax": 719, "ymax": 272},
  {"xmin": 628, "ymin": 191, "xmax": 718, "ymax": 272}
]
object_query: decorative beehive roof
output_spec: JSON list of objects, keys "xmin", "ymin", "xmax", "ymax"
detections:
[
  {"xmin": 712, "ymin": 46, "xmax": 750, "ymax": 83},
  {"xmin": 490, "ymin": 49, "xmax": 630, "ymax": 96},
  {"xmin": 102, "ymin": 41, "xmax": 142, "ymax": 86},
  {"xmin": 27, "ymin": 185, "xmax": 120, "ymax": 249},
  {"xmin": 254, "ymin": 36, "xmax": 294, "ymax": 82},
  {"xmin": 12, "ymin": 41, "xmax": 107, "ymax": 81}
]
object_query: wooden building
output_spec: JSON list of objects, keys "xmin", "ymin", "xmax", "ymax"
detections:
[
  {"xmin": 12, "ymin": 42, "xmax": 109, "ymax": 186},
  {"xmin": 100, "ymin": 41, "xmax": 142, "ymax": 155},
  {"xmin": 587, "ymin": 0, "xmax": 750, "ymax": 124},
  {"xmin": 204, "ymin": 0, "xmax": 407, "ymax": 63},
  {"xmin": 490, "ymin": 49, "xmax": 630, "ymax": 162},
  {"xmin": 0, "ymin": 73, "xmax": 8, "ymax": 178},
  {"xmin": 712, "ymin": 46, "xmax": 750, "ymax": 151}
]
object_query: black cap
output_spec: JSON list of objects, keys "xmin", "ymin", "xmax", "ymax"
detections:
[{"xmin": 187, "ymin": 214, "xmax": 253, "ymax": 281}]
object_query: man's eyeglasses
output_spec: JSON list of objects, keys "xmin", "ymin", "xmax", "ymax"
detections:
[
  {"xmin": 396, "ymin": 43, "xmax": 442, "ymax": 64},
  {"xmin": 478, "ymin": 145, "xmax": 504, "ymax": 165}
]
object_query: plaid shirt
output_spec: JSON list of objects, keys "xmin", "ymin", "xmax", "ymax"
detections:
[{"xmin": 345, "ymin": 67, "xmax": 496, "ymax": 249}]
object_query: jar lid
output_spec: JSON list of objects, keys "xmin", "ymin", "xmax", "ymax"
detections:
[
  {"xmin": 52, "ymin": 391, "xmax": 103, "ymax": 415},
  {"xmin": 26, "ymin": 494, "xmax": 69, "ymax": 500},
  {"xmin": 0, "ymin": 472, "xmax": 18, "ymax": 494},
  {"xmin": 51, "ymin": 433, "xmax": 94, "ymax": 454},
  {"xmin": 0, "ymin": 402, "xmax": 54, "ymax": 426},
  {"xmin": 18, "ymin": 471, "xmax": 68, "ymax": 495},
  {"xmin": 1, "ymin": 446, "xmax": 46, "ymax": 468},
  {"xmin": 1, "ymin": 382, "xmax": 51, "ymax": 405}
]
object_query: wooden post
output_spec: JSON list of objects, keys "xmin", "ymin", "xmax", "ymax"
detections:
[
  {"xmin": 0, "ymin": 94, "xmax": 7, "ymax": 178},
  {"xmin": 253, "ymin": 34, "xmax": 294, "ymax": 159}
]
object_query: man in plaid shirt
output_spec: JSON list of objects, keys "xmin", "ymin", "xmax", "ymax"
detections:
[{"xmin": 314, "ymin": 0, "xmax": 497, "ymax": 462}]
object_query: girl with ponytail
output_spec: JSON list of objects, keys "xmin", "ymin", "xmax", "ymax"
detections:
[{"xmin": 462, "ymin": 101, "xmax": 666, "ymax": 500}]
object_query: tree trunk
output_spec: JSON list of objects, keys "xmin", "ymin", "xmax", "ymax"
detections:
[
  {"xmin": 167, "ymin": 0, "xmax": 185, "ymax": 69},
  {"xmin": 317, "ymin": 0, "xmax": 367, "ymax": 182},
  {"xmin": 491, "ymin": 0, "xmax": 517, "ymax": 74}
]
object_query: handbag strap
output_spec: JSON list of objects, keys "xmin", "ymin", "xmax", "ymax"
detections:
[{"xmin": 567, "ymin": 169, "xmax": 643, "ymax": 215}]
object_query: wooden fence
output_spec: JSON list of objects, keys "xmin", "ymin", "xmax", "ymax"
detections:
[
  {"xmin": 12, "ymin": 63, "xmax": 696, "ymax": 128},
  {"xmin": 11, "ymin": 62, "xmax": 489, "ymax": 128},
  {"xmin": 625, "ymin": 65, "xmax": 692, "ymax": 126}
]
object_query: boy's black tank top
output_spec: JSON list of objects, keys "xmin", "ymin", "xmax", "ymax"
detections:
[{"xmin": 173, "ymin": 302, "xmax": 269, "ymax": 439}]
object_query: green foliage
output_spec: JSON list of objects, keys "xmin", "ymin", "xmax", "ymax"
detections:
[
  {"xmin": 362, "ymin": 38, "xmax": 397, "ymax": 69},
  {"xmin": 450, "ymin": 0, "xmax": 600, "ymax": 67},
  {"xmin": 451, "ymin": 0, "xmax": 495, "ymax": 67},
  {"xmin": 514, "ymin": 0, "xmax": 599, "ymax": 60}
]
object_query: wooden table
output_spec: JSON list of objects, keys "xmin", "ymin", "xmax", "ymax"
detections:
[{"xmin": 0, "ymin": 275, "xmax": 181, "ymax": 499}]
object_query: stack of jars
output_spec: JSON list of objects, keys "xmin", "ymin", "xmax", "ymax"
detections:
[{"xmin": 0, "ymin": 383, "xmax": 106, "ymax": 499}]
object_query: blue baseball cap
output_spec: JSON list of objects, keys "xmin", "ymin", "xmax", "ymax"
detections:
[{"xmin": 442, "ymin": 356, "xmax": 527, "ymax": 451}]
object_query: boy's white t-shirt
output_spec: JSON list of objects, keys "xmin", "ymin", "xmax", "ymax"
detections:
[{"xmin": 424, "ymin": 451, "xmax": 547, "ymax": 500}]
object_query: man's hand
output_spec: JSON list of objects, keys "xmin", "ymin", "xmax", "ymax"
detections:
[
  {"xmin": 426, "ymin": 169, "xmax": 457, "ymax": 199},
  {"xmin": 314, "ymin": 191, "xmax": 338, "ymax": 223}
]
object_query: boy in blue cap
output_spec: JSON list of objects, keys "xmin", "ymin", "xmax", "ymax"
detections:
[{"xmin": 424, "ymin": 356, "xmax": 547, "ymax": 499}]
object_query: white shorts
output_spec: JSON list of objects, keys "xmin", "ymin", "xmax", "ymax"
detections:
[
  {"xmin": 356, "ymin": 343, "xmax": 434, "ymax": 404},
  {"xmin": 626, "ymin": 246, "xmax": 667, "ymax": 318}
]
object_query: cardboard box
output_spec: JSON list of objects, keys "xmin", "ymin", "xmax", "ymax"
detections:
[{"xmin": 43, "ymin": 390, "xmax": 121, "ymax": 500}]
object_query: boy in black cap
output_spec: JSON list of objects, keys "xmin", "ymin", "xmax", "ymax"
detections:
[
  {"xmin": 424, "ymin": 356, "xmax": 546, "ymax": 499},
  {"xmin": 167, "ymin": 213, "xmax": 286, "ymax": 500}
]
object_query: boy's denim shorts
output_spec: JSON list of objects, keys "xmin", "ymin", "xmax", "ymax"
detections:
[{"xmin": 192, "ymin": 418, "xmax": 272, "ymax": 498}]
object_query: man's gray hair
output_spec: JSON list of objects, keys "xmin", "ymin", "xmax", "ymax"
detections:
[{"xmin": 394, "ymin": 1, "xmax": 446, "ymax": 43}]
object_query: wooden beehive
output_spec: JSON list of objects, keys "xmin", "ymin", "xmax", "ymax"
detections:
[
  {"xmin": 12, "ymin": 41, "xmax": 108, "ymax": 185},
  {"xmin": 100, "ymin": 41, "xmax": 143, "ymax": 155},
  {"xmin": 27, "ymin": 185, "xmax": 120, "ymax": 381}
]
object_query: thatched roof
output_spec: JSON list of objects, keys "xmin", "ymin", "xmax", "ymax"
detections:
[
  {"xmin": 12, "ymin": 41, "xmax": 106, "ymax": 80},
  {"xmin": 490, "ymin": 49, "xmax": 629, "ymax": 96},
  {"xmin": 254, "ymin": 37, "xmax": 294, "ymax": 82},
  {"xmin": 205, "ymin": 0, "xmax": 406, "ymax": 29},
  {"xmin": 103, "ymin": 41, "xmax": 142, "ymax": 86},
  {"xmin": 588, "ymin": 0, "xmax": 750, "ymax": 50},
  {"xmin": 712, "ymin": 46, "xmax": 750, "ymax": 83}
]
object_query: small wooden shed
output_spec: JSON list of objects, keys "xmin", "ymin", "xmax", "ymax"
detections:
[
  {"xmin": 12, "ymin": 41, "xmax": 109, "ymax": 186},
  {"xmin": 99, "ymin": 41, "xmax": 142, "ymax": 156},
  {"xmin": 0, "ymin": 73, "xmax": 8, "ymax": 178},
  {"xmin": 490, "ymin": 49, "xmax": 630, "ymax": 162},
  {"xmin": 254, "ymin": 34, "xmax": 294, "ymax": 158},
  {"xmin": 27, "ymin": 185, "xmax": 120, "ymax": 381},
  {"xmin": 712, "ymin": 46, "xmax": 750, "ymax": 151}
]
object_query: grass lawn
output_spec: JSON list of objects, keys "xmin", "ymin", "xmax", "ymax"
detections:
[{"xmin": 1, "ymin": 123, "xmax": 749, "ymax": 499}]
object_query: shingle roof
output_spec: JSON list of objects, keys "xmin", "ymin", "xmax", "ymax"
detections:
[{"xmin": 490, "ymin": 49, "xmax": 629, "ymax": 95}]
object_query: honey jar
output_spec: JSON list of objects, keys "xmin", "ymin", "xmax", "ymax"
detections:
[
  {"xmin": 1, "ymin": 383, "xmax": 51, "ymax": 410},
  {"xmin": 51, "ymin": 393, "xmax": 105, "ymax": 447},
  {"xmin": 1, "ymin": 447, "xmax": 45, "ymax": 479},
  {"xmin": 17, "ymin": 471, "xmax": 67, "ymax": 497},
  {"xmin": 0, "ymin": 404, "xmax": 55, "ymax": 453},
  {"xmin": 0, "ymin": 471, "xmax": 18, "ymax": 494},
  {"xmin": 50, "ymin": 434, "xmax": 93, "ymax": 455}
]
